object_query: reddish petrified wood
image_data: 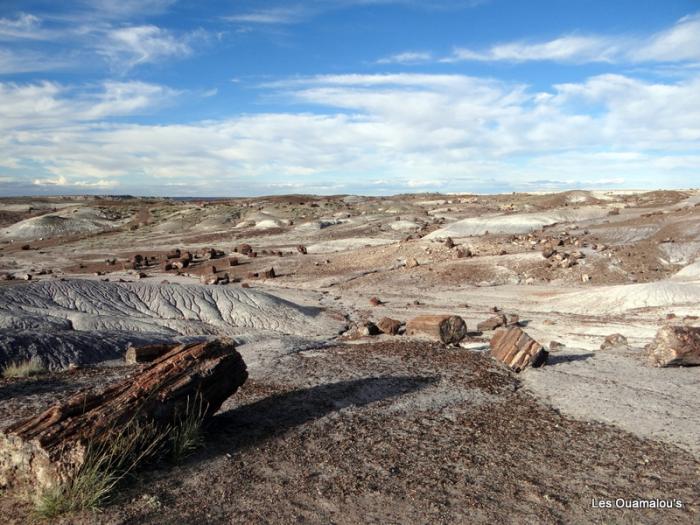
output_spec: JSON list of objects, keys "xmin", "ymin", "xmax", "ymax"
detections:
[
  {"xmin": 490, "ymin": 326, "xmax": 548, "ymax": 372},
  {"xmin": 0, "ymin": 339, "xmax": 247, "ymax": 490},
  {"xmin": 405, "ymin": 315, "xmax": 467, "ymax": 344}
]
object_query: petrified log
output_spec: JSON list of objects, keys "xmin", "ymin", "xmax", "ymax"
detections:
[
  {"xmin": 0, "ymin": 339, "xmax": 247, "ymax": 490},
  {"xmin": 647, "ymin": 325, "xmax": 700, "ymax": 367},
  {"xmin": 490, "ymin": 326, "xmax": 548, "ymax": 372},
  {"xmin": 124, "ymin": 342, "xmax": 173, "ymax": 364},
  {"xmin": 406, "ymin": 315, "xmax": 467, "ymax": 344}
]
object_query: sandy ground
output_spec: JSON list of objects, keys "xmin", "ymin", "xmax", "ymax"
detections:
[{"xmin": 0, "ymin": 190, "xmax": 699, "ymax": 523}]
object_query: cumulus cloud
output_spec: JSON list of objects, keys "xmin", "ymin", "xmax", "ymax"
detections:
[{"xmin": 1, "ymin": 72, "xmax": 698, "ymax": 195}]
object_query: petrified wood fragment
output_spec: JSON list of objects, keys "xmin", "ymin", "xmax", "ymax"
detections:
[
  {"xmin": 490, "ymin": 326, "xmax": 548, "ymax": 372},
  {"xmin": 406, "ymin": 315, "xmax": 467, "ymax": 344},
  {"xmin": 0, "ymin": 339, "xmax": 247, "ymax": 490},
  {"xmin": 647, "ymin": 325, "xmax": 700, "ymax": 367}
]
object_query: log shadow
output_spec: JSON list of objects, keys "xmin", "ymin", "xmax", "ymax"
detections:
[
  {"xmin": 204, "ymin": 375, "xmax": 437, "ymax": 454},
  {"xmin": 0, "ymin": 377, "xmax": 69, "ymax": 401},
  {"xmin": 547, "ymin": 353, "xmax": 594, "ymax": 366}
]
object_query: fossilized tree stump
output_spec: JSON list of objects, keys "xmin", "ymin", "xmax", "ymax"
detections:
[
  {"xmin": 405, "ymin": 315, "xmax": 467, "ymax": 344},
  {"xmin": 0, "ymin": 339, "xmax": 247, "ymax": 490}
]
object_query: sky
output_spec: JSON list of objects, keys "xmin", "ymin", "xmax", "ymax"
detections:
[{"xmin": 0, "ymin": 0, "xmax": 699, "ymax": 197}]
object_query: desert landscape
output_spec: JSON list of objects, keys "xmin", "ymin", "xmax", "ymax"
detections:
[{"xmin": 0, "ymin": 189, "xmax": 698, "ymax": 523}]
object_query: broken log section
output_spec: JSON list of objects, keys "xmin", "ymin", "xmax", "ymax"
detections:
[
  {"xmin": 0, "ymin": 339, "xmax": 247, "ymax": 490},
  {"xmin": 124, "ymin": 342, "xmax": 174, "ymax": 364},
  {"xmin": 405, "ymin": 315, "xmax": 467, "ymax": 344},
  {"xmin": 489, "ymin": 326, "xmax": 548, "ymax": 372}
]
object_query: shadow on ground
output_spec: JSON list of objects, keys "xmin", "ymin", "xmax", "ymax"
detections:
[
  {"xmin": 0, "ymin": 377, "xmax": 69, "ymax": 401},
  {"xmin": 206, "ymin": 375, "xmax": 437, "ymax": 452},
  {"xmin": 547, "ymin": 353, "xmax": 594, "ymax": 365}
]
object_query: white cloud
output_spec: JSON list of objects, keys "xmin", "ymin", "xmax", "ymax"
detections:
[
  {"xmin": 0, "ymin": 13, "xmax": 45, "ymax": 40},
  {"xmin": 376, "ymin": 51, "xmax": 433, "ymax": 64},
  {"xmin": 1, "ymin": 72, "xmax": 699, "ymax": 195},
  {"xmin": 0, "ymin": 80, "xmax": 177, "ymax": 130},
  {"xmin": 224, "ymin": 7, "xmax": 308, "ymax": 25},
  {"xmin": 32, "ymin": 175, "xmax": 67, "ymax": 186},
  {"xmin": 99, "ymin": 25, "xmax": 193, "ymax": 69},
  {"xmin": 631, "ymin": 14, "xmax": 700, "ymax": 62},
  {"xmin": 437, "ymin": 13, "xmax": 700, "ymax": 64},
  {"xmin": 445, "ymin": 35, "xmax": 620, "ymax": 63}
]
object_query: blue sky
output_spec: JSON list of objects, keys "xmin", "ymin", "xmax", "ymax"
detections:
[{"xmin": 1, "ymin": 0, "xmax": 699, "ymax": 196}]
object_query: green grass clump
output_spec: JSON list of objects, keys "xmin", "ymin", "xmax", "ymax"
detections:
[
  {"xmin": 35, "ymin": 419, "xmax": 166, "ymax": 519},
  {"xmin": 169, "ymin": 395, "xmax": 208, "ymax": 463},
  {"xmin": 34, "ymin": 395, "xmax": 208, "ymax": 518},
  {"xmin": 2, "ymin": 358, "xmax": 46, "ymax": 378}
]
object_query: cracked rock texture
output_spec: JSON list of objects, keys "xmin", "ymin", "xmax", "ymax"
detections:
[{"xmin": 0, "ymin": 280, "xmax": 345, "ymax": 369}]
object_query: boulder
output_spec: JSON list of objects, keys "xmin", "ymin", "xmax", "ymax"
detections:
[
  {"xmin": 261, "ymin": 268, "xmax": 276, "ymax": 279},
  {"xmin": 489, "ymin": 326, "xmax": 548, "ymax": 372},
  {"xmin": 647, "ymin": 325, "xmax": 700, "ymax": 367},
  {"xmin": 406, "ymin": 257, "xmax": 420, "ymax": 268},
  {"xmin": 406, "ymin": 315, "xmax": 467, "ymax": 344},
  {"xmin": 369, "ymin": 297, "xmax": 381, "ymax": 306},
  {"xmin": 297, "ymin": 244, "xmax": 307, "ymax": 255},
  {"xmin": 377, "ymin": 317, "xmax": 401, "ymax": 335}
]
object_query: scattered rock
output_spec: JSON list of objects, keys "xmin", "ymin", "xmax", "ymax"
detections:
[
  {"xmin": 229, "ymin": 257, "xmax": 239, "ymax": 266},
  {"xmin": 406, "ymin": 257, "xmax": 420, "ymax": 268},
  {"xmin": 549, "ymin": 340, "xmax": 565, "ymax": 352},
  {"xmin": 346, "ymin": 321, "xmax": 380, "ymax": 338},
  {"xmin": 297, "ymin": 245, "xmax": 307, "ymax": 255},
  {"xmin": 377, "ymin": 317, "xmax": 401, "ymax": 335},
  {"xmin": 261, "ymin": 268, "xmax": 276, "ymax": 279},
  {"xmin": 600, "ymin": 333, "xmax": 629, "ymax": 351},
  {"xmin": 477, "ymin": 314, "xmax": 506, "ymax": 332},
  {"xmin": 489, "ymin": 326, "xmax": 548, "ymax": 372},
  {"xmin": 646, "ymin": 325, "xmax": 700, "ymax": 367},
  {"xmin": 444, "ymin": 237, "xmax": 455, "ymax": 249}
]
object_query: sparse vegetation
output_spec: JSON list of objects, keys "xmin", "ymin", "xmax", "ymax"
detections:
[
  {"xmin": 169, "ymin": 394, "xmax": 208, "ymax": 463},
  {"xmin": 34, "ymin": 396, "xmax": 208, "ymax": 519},
  {"xmin": 2, "ymin": 358, "xmax": 46, "ymax": 378}
]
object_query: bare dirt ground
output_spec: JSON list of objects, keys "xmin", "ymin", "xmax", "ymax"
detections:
[{"xmin": 1, "ymin": 190, "xmax": 699, "ymax": 523}]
